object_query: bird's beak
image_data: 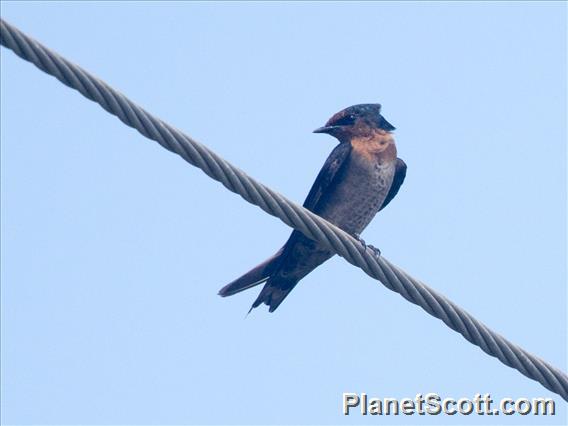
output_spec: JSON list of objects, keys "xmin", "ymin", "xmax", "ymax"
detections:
[{"xmin": 313, "ymin": 125, "xmax": 340, "ymax": 134}]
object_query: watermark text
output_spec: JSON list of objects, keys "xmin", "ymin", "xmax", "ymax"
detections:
[{"xmin": 342, "ymin": 393, "xmax": 555, "ymax": 416}]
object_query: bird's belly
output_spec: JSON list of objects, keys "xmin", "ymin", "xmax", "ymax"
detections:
[
  {"xmin": 277, "ymin": 158, "xmax": 395, "ymax": 282},
  {"xmin": 318, "ymin": 160, "xmax": 395, "ymax": 236}
]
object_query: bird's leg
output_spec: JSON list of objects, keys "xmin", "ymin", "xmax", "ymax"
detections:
[{"xmin": 353, "ymin": 233, "xmax": 381, "ymax": 257}]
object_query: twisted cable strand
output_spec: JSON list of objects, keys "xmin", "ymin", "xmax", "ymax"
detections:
[{"xmin": 2, "ymin": 19, "xmax": 566, "ymax": 401}]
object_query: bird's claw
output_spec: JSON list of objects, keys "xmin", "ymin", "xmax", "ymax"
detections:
[
  {"xmin": 367, "ymin": 244, "xmax": 381, "ymax": 257},
  {"xmin": 354, "ymin": 234, "xmax": 381, "ymax": 257}
]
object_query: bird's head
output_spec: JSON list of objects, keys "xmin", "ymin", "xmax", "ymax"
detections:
[{"xmin": 313, "ymin": 103, "xmax": 395, "ymax": 143}]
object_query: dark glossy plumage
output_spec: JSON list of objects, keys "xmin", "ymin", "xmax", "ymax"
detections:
[{"xmin": 219, "ymin": 104, "xmax": 406, "ymax": 312}]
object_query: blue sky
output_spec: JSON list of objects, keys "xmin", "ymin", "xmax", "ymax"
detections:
[{"xmin": 1, "ymin": 1, "xmax": 566, "ymax": 425}]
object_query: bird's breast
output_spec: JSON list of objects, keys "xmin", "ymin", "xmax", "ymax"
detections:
[{"xmin": 317, "ymin": 150, "xmax": 396, "ymax": 236}]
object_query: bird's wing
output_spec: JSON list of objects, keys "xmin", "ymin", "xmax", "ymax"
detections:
[
  {"xmin": 245, "ymin": 143, "xmax": 352, "ymax": 312},
  {"xmin": 379, "ymin": 157, "xmax": 407, "ymax": 211},
  {"xmin": 278, "ymin": 142, "xmax": 351, "ymax": 265},
  {"xmin": 302, "ymin": 142, "xmax": 352, "ymax": 211}
]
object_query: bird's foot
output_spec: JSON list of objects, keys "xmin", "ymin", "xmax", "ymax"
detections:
[
  {"xmin": 354, "ymin": 234, "xmax": 381, "ymax": 257},
  {"xmin": 367, "ymin": 244, "xmax": 381, "ymax": 257}
]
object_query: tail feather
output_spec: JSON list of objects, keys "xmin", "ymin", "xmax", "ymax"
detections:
[
  {"xmin": 218, "ymin": 248, "xmax": 283, "ymax": 297},
  {"xmin": 250, "ymin": 276, "xmax": 299, "ymax": 313}
]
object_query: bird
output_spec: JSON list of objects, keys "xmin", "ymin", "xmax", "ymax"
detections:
[{"xmin": 218, "ymin": 103, "xmax": 407, "ymax": 313}]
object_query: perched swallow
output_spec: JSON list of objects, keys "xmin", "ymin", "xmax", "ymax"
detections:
[{"xmin": 219, "ymin": 104, "xmax": 406, "ymax": 312}]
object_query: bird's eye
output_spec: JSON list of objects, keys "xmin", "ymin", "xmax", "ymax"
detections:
[{"xmin": 332, "ymin": 114, "xmax": 356, "ymax": 126}]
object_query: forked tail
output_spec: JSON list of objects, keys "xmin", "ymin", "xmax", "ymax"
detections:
[
  {"xmin": 218, "ymin": 248, "xmax": 283, "ymax": 297},
  {"xmin": 249, "ymin": 274, "xmax": 300, "ymax": 313}
]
